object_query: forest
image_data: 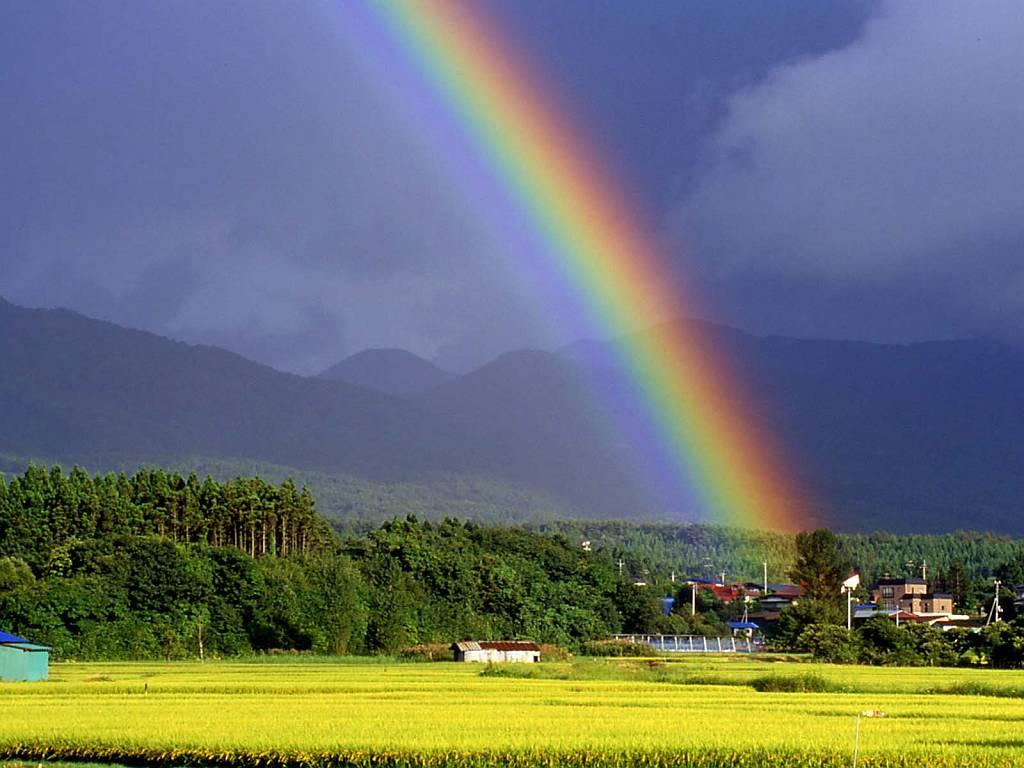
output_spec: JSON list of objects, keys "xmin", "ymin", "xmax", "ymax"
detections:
[{"xmin": 1, "ymin": 466, "xmax": 1023, "ymax": 662}]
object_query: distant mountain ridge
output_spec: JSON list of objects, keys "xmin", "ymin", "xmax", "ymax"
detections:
[
  {"xmin": 4, "ymin": 295, "xmax": 1024, "ymax": 534},
  {"xmin": 562, "ymin": 322, "xmax": 1024, "ymax": 533},
  {"xmin": 318, "ymin": 349, "xmax": 454, "ymax": 396},
  {"xmin": 0, "ymin": 297, "xmax": 440, "ymax": 478}
]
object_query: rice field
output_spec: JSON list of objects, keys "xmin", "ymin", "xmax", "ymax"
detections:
[{"xmin": 2, "ymin": 657, "xmax": 1024, "ymax": 767}]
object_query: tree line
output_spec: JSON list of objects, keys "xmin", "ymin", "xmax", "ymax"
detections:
[
  {"xmin": 771, "ymin": 529, "xmax": 1024, "ymax": 668},
  {"xmin": 0, "ymin": 467, "xmax": 652, "ymax": 659},
  {"xmin": 3, "ymin": 466, "xmax": 1024, "ymax": 666},
  {"xmin": 590, "ymin": 528, "xmax": 1024, "ymax": 668},
  {"xmin": 0, "ymin": 465, "xmax": 332, "ymax": 569},
  {"xmin": 539, "ymin": 521, "xmax": 1024, "ymax": 611}
]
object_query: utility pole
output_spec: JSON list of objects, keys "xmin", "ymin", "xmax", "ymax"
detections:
[
  {"xmin": 670, "ymin": 570, "xmax": 676, "ymax": 584},
  {"xmin": 617, "ymin": 559, "xmax": 624, "ymax": 576},
  {"xmin": 763, "ymin": 561, "xmax": 768, "ymax": 594},
  {"xmin": 720, "ymin": 570, "xmax": 726, "ymax": 585},
  {"xmin": 987, "ymin": 580, "xmax": 1003, "ymax": 625},
  {"xmin": 921, "ymin": 559, "xmax": 927, "ymax": 581},
  {"xmin": 691, "ymin": 582, "xmax": 697, "ymax": 616}
]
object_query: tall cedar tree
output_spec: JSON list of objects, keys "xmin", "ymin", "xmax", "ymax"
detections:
[{"xmin": 789, "ymin": 528, "xmax": 851, "ymax": 603}]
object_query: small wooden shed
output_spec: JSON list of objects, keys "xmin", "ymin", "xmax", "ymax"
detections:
[
  {"xmin": 0, "ymin": 630, "xmax": 50, "ymax": 682},
  {"xmin": 451, "ymin": 640, "xmax": 541, "ymax": 663}
]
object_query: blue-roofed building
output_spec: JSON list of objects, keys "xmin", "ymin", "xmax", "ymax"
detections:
[
  {"xmin": 728, "ymin": 620, "xmax": 760, "ymax": 639},
  {"xmin": 0, "ymin": 630, "xmax": 50, "ymax": 681}
]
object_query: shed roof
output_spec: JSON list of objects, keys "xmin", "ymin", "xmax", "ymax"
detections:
[
  {"xmin": 451, "ymin": 640, "xmax": 541, "ymax": 652},
  {"xmin": 480, "ymin": 641, "xmax": 541, "ymax": 651},
  {"xmin": 0, "ymin": 629, "xmax": 49, "ymax": 651},
  {"xmin": 0, "ymin": 631, "xmax": 29, "ymax": 645}
]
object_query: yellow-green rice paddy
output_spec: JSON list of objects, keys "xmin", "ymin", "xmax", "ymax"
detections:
[{"xmin": 2, "ymin": 657, "xmax": 1023, "ymax": 767}]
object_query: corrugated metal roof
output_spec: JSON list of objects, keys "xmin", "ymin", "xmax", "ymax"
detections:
[
  {"xmin": 478, "ymin": 641, "xmax": 540, "ymax": 651},
  {"xmin": 451, "ymin": 640, "xmax": 540, "ymax": 652},
  {"xmin": 0, "ymin": 630, "xmax": 29, "ymax": 645}
]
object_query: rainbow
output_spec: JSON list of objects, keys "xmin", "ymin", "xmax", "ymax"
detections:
[{"xmin": 346, "ymin": 1, "xmax": 807, "ymax": 531}]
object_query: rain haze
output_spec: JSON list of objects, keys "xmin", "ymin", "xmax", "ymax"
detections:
[{"xmin": 3, "ymin": 0, "xmax": 1023, "ymax": 374}]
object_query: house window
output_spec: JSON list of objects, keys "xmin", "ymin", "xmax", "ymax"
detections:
[{"xmin": 881, "ymin": 587, "xmax": 894, "ymax": 597}]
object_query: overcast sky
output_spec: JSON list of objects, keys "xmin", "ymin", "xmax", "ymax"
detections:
[{"xmin": 3, "ymin": 1, "xmax": 1023, "ymax": 373}]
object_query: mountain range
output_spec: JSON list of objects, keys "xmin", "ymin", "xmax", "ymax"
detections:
[
  {"xmin": 318, "ymin": 349, "xmax": 455, "ymax": 396},
  {"xmin": 3, "ymin": 295, "xmax": 1023, "ymax": 534}
]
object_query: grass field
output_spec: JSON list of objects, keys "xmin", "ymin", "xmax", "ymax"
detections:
[{"xmin": 2, "ymin": 656, "xmax": 1024, "ymax": 767}]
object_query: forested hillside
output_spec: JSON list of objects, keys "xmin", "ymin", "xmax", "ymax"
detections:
[
  {"xmin": 539, "ymin": 521, "xmax": 1023, "ymax": 605},
  {"xmin": 318, "ymin": 349, "xmax": 455, "ymax": 396},
  {"xmin": 0, "ymin": 298, "xmax": 442, "ymax": 479},
  {"xmin": 6, "ymin": 297, "xmax": 1024, "ymax": 532},
  {"xmin": 0, "ymin": 467, "xmax": 641, "ymax": 659},
  {"xmin": 3, "ymin": 466, "xmax": 1024, "ymax": 662},
  {"xmin": 567, "ymin": 323, "xmax": 1024, "ymax": 533}
]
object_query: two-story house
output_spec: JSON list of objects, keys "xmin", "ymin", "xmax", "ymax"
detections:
[{"xmin": 872, "ymin": 577, "xmax": 955, "ymax": 617}]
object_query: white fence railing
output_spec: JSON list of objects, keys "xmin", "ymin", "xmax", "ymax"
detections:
[{"xmin": 610, "ymin": 634, "xmax": 755, "ymax": 653}]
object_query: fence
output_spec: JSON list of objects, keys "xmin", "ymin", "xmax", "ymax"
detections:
[{"xmin": 610, "ymin": 634, "xmax": 756, "ymax": 653}]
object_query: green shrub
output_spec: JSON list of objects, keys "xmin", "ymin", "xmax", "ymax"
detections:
[
  {"xmin": 537, "ymin": 643, "xmax": 572, "ymax": 662},
  {"xmin": 579, "ymin": 639, "xmax": 652, "ymax": 657},
  {"xmin": 399, "ymin": 643, "xmax": 453, "ymax": 662},
  {"xmin": 750, "ymin": 672, "xmax": 839, "ymax": 693}
]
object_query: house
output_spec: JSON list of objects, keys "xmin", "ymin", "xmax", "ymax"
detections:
[
  {"xmin": 766, "ymin": 583, "xmax": 802, "ymax": 604},
  {"xmin": 0, "ymin": 630, "xmax": 50, "ymax": 681},
  {"xmin": 873, "ymin": 577, "xmax": 927, "ymax": 612},
  {"xmin": 872, "ymin": 578, "xmax": 955, "ymax": 617},
  {"xmin": 451, "ymin": 641, "xmax": 540, "ymax": 663},
  {"xmin": 706, "ymin": 584, "xmax": 741, "ymax": 603},
  {"xmin": 742, "ymin": 582, "xmax": 765, "ymax": 598},
  {"xmin": 748, "ymin": 583, "xmax": 803, "ymax": 622}
]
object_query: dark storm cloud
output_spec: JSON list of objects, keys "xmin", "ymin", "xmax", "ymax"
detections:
[
  {"xmin": 674, "ymin": 1, "xmax": 1024, "ymax": 343},
  {"xmin": 2, "ymin": 0, "xmax": 887, "ymax": 373},
  {"xmin": 0, "ymin": 0, "xmax": 512, "ymax": 372}
]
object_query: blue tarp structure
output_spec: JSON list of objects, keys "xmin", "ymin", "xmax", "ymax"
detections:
[
  {"xmin": 0, "ymin": 629, "xmax": 50, "ymax": 682},
  {"xmin": 728, "ymin": 621, "xmax": 760, "ymax": 630}
]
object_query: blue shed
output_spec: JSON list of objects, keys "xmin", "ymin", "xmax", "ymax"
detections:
[{"xmin": 0, "ymin": 630, "xmax": 50, "ymax": 681}]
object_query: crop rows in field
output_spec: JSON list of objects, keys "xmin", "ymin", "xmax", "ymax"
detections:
[
  {"xmin": 4, "ymin": 744, "xmax": 1024, "ymax": 768},
  {"xmin": 2, "ymin": 660, "xmax": 1023, "ymax": 768}
]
